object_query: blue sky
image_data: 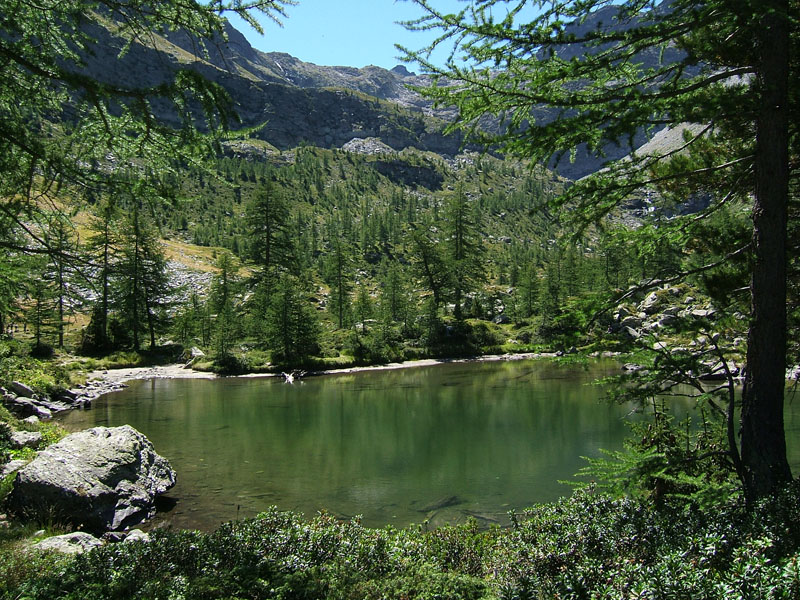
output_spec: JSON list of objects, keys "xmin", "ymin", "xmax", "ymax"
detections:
[{"xmin": 226, "ymin": 0, "xmax": 483, "ymax": 70}]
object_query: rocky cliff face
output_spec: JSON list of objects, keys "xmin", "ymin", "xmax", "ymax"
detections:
[
  {"xmin": 81, "ymin": 19, "xmax": 466, "ymax": 157},
  {"xmin": 82, "ymin": 5, "xmax": 689, "ymax": 179}
]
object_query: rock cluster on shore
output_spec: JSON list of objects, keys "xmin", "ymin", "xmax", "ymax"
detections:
[
  {"xmin": 1, "ymin": 379, "xmax": 127, "ymax": 419},
  {"xmin": 608, "ymin": 284, "xmax": 747, "ymax": 379}
]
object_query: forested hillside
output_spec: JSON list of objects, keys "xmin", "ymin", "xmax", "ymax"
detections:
[
  {"xmin": 11, "ymin": 132, "xmax": 675, "ymax": 372},
  {"xmin": 0, "ymin": 8, "xmax": 689, "ymax": 372}
]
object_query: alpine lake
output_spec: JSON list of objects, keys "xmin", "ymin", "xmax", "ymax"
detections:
[{"xmin": 58, "ymin": 358, "xmax": 800, "ymax": 531}]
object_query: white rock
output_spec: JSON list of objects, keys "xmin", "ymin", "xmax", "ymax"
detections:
[
  {"xmin": 34, "ymin": 531, "xmax": 103, "ymax": 555},
  {"xmin": 123, "ymin": 529, "xmax": 151, "ymax": 543}
]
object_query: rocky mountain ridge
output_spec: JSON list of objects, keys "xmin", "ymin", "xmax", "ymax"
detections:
[
  {"xmin": 83, "ymin": 5, "xmax": 688, "ymax": 179},
  {"xmin": 80, "ymin": 17, "xmax": 465, "ymax": 158}
]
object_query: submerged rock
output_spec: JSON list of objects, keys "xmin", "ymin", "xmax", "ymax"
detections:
[
  {"xmin": 7, "ymin": 425, "xmax": 176, "ymax": 532},
  {"xmin": 417, "ymin": 495, "xmax": 464, "ymax": 513}
]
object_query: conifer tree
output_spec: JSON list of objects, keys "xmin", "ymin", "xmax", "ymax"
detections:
[
  {"xmin": 84, "ymin": 198, "xmax": 123, "ymax": 351},
  {"xmin": 114, "ymin": 200, "xmax": 171, "ymax": 350},
  {"xmin": 209, "ymin": 250, "xmax": 240, "ymax": 359},
  {"xmin": 403, "ymin": 0, "xmax": 796, "ymax": 500},
  {"xmin": 246, "ymin": 178, "xmax": 293, "ymax": 284},
  {"xmin": 26, "ymin": 257, "xmax": 57, "ymax": 351},
  {"xmin": 380, "ymin": 260, "xmax": 413, "ymax": 326},
  {"xmin": 443, "ymin": 185, "xmax": 484, "ymax": 320},
  {"xmin": 408, "ymin": 222, "xmax": 449, "ymax": 310},
  {"xmin": 42, "ymin": 215, "xmax": 80, "ymax": 348},
  {"xmin": 265, "ymin": 273, "xmax": 320, "ymax": 365},
  {"xmin": 324, "ymin": 226, "xmax": 355, "ymax": 329}
]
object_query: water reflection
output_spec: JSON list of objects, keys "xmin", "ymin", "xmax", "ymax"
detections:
[{"xmin": 59, "ymin": 359, "xmax": 799, "ymax": 530}]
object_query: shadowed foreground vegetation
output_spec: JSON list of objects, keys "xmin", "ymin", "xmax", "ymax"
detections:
[{"xmin": 2, "ymin": 487, "xmax": 799, "ymax": 599}]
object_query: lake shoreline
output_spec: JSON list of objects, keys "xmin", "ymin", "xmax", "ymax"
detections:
[{"xmin": 82, "ymin": 351, "xmax": 565, "ymax": 394}]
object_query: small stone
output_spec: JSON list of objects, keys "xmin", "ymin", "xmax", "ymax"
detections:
[
  {"xmin": 9, "ymin": 430, "xmax": 42, "ymax": 449},
  {"xmin": 22, "ymin": 416, "xmax": 40, "ymax": 425},
  {"xmin": 656, "ymin": 314, "xmax": 677, "ymax": 327},
  {"xmin": 123, "ymin": 529, "xmax": 151, "ymax": 543},
  {"xmin": 9, "ymin": 381, "xmax": 35, "ymax": 398},
  {"xmin": 3, "ymin": 397, "xmax": 49, "ymax": 419},
  {"xmin": 624, "ymin": 326, "xmax": 641, "ymax": 340},
  {"xmin": 641, "ymin": 292, "xmax": 660, "ymax": 314},
  {"xmin": 620, "ymin": 316, "xmax": 642, "ymax": 329}
]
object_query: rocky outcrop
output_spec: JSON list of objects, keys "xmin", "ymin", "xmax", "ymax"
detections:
[
  {"xmin": 611, "ymin": 286, "xmax": 722, "ymax": 340},
  {"xmin": 608, "ymin": 285, "xmax": 750, "ymax": 379},
  {"xmin": 7, "ymin": 426, "xmax": 176, "ymax": 533}
]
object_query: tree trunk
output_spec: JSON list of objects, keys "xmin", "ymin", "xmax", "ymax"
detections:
[
  {"xmin": 740, "ymin": 0, "xmax": 792, "ymax": 503},
  {"xmin": 145, "ymin": 294, "xmax": 156, "ymax": 350},
  {"xmin": 131, "ymin": 208, "xmax": 140, "ymax": 351},
  {"xmin": 100, "ymin": 227, "xmax": 110, "ymax": 348},
  {"xmin": 57, "ymin": 263, "xmax": 64, "ymax": 348}
]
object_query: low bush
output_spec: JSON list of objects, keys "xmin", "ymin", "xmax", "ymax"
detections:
[{"xmin": 9, "ymin": 486, "xmax": 800, "ymax": 599}]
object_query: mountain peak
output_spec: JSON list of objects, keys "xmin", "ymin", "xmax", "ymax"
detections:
[{"xmin": 390, "ymin": 65, "xmax": 416, "ymax": 77}]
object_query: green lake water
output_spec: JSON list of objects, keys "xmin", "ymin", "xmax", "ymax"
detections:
[{"xmin": 59, "ymin": 359, "xmax": 800, "ymax": 530}]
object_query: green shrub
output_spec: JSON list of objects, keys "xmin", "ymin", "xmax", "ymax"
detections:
[
  {"xmin": 211, "ymin": 353, "xmax": 249, "ymax": 375},
  {"xmin": 9, "ymin": 487, "xmax": 800, "ymax": 600}
]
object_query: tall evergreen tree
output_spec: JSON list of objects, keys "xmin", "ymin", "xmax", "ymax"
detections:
[
  {"xmin": 209, "ymin": 251, "xmax": 240, "ymax": 359},
  {"xmin": 114, "ymin": 200, "xmax": 171, "ymax": 350},
  {"xmin": 324, "ymin": 225, "xmax": 355, "ymax": 329},
  {"xmin": 26, "ymin": 257, "xmax": 57, "ymax": 350},
  {"xmin": 265, "ymin": 273, "xmax": 320, "ymax": 365},
  {"xmin": 44, "ymin": 215, "xmax": 79, "ymax": 348},
  {"xmin": 245, "ymin": 178, "xmax": 293, "ymax": 283},
  {"xmin": 380, "ymin": 260, "xmax": 413, "ymax": 326},
  {"xmin": 443, "ymin": 186, "xmax": 484, "ymax": 320},
  {"xmin": 408, "ymin": 222, "xmax": 449, "ymax": 310},
  {"xmin": 84, "ymin": 197, "xmax": 123, "ymax": 350}
]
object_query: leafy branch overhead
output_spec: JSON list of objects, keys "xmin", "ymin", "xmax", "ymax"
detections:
[{"xmin": 0, "ymin": 0, "xmax": 294, "ymax": 252}]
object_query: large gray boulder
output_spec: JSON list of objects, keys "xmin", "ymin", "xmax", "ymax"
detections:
[{"xmin": 7, "ymin": 425, "xmax": 176, "ymax": 532}]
